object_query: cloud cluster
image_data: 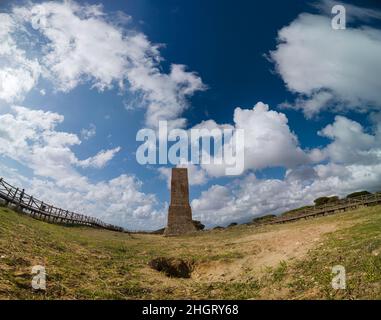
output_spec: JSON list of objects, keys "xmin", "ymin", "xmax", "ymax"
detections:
[
  {"xmin": 317, "ymin": 115, "xmax": 381, "ymax": 165},
  {"xmin": 0, "ymin": 106, "xmax": 121, "ymax": 179},
  {"xmin": 270, "ymin": 9, "xmax": 381, "ymax": 117},
  {"xmin": 0, "ymin": 163, "xmax": 166, "ymax": 230},
  {"xmin": 0, "ymin": 105, "xmax": 165, "ymax": 230},
  {"xmin": 1, "ymin": 1, "xmax": 205, "ymax": 128},
  {"xmin": 0, "ymin": 13, "xmax": 41, "ymax": 102},
  {"xmin": 80, "ymin": 124, "xmax": 96, "ymax": 140},
  {"xmin": 192, "ymin": 102, "xmax": 309, "ymax": 177},
  {"xmin": 314, "ymin": 0, "xmax": 381, "ymax": 22},
  {"xmin": 0, "ymin": 0, "xmax": 203, "ymax": 229},
  {"xmin": 192, "ymin": 114, "xmax": 381, "ymax": 227},
  {"xmin": 158, "ymin": 162, "xmax": 208, "ymax": 188},
  {"xmin": 78, "ymin": 147, "xmax": 121, "ymax": 169}
]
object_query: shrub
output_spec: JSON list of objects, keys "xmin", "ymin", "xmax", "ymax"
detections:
[
  {"xmin": 252, "ymin": 214, "xmax": 277, "ymax": 223},
  {"xmin": 346, "ymin": 191, "xmax": 371, "ymax": 199},
  {"xmin": 227, "ymin": 222, "xmax": 238, "ymax": 228},
  {"xmin": 314, "ymin": 196, "xmax": 339, "ymax": 206},
  {"xmin": 192, "ymin": 220, "xmax": 205, "ymax": 230}
]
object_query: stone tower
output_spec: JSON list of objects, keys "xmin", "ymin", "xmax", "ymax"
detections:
[{"xmin": 164, "ymin": 168, "xmax": 197, "ymax": 236}]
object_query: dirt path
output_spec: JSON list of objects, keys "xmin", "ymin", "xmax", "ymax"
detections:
[{"xmin": 192, "ymin": 218, "xmax": 350, "ymax": 282}]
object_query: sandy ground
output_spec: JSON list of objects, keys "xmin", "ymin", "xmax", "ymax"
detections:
[
  {"xmin": 191, "ymin": 218, "xmax": 347, "ymax": 282},
  {"xmin": 131, "ymin": 214, "xmax": 359, "ymax": 299}
]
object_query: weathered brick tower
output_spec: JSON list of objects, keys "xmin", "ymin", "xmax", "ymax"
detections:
[{"xmin": 164, "ymin": 168, "xmax": 197, "ymax": 236}]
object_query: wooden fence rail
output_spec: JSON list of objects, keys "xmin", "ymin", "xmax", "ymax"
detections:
[
  {"xmin": 261, "ymin": 192, "xmax": 381, "ymax": 226},
  {"xmin": 0, "ymin": 177, "xmax": 124, "ymax": 232}
]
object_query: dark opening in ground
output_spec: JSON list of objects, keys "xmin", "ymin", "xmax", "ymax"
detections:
[{"xmin": 149, "ymin": 257, "xmax": 194, "ymax": 278}]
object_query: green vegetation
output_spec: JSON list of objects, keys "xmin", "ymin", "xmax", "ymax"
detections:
[
  {"xmin": 346, "ymin": 191, "xmax": 371, "ymax": 199},
  {"xmin": 284, "ymin": 206, "xmax": 381, "ymax": 299},
  {"xmin": 314, "ymin": 196, "xmax": 339, "ymax": 206},
  {"xmin": 1, "ymin": 204, "xmax": 381, "ymax": 299},
  {"xmin": 281, "ymin": 206, "xmax": 314, "ymax": 217},
  {"xmin": 251, "ymin": 214, "xmax": 277, "ymax": 223}
]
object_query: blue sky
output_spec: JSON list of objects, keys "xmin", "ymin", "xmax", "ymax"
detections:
[{"xmin": 0, "ymin": 0, "xmax": 381, "ymax": 230}]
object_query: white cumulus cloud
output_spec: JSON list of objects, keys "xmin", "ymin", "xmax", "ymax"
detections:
[
  {"xmin": 269, "ymin": 4, "xmax": 381, "ymax": 117},
  {"xmin": 192, "ymin": 113, "xmax": 381, "ymax": 227},
  {"xmin": 193, "ymin": 102, "xmax": 310, "ymax": 177},
  {"xmin": 0, "ymin": 1, "xmax": 205, "ymax": 129},
  {"xmin": 0, "ymin": 105, "xmax": 165, "ymax": 230},
  {"xmin": 80, "ymin": 123, "xmax": 96, "ymax": 140}
]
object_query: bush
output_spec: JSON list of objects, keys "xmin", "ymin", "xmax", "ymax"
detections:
[
  {"xmin": 150, "ymin": 228, "xmax": 165, "ymax": 235},
  {"xmin": 252, "ymin": 214, "xmax": 277, "ymax": 223},
  {"xmin": 314, "ymin": 197, "xmax": 329, "ymax": 206},
  {"xmin": 192, "ymin": 220, "xmax": 205, "ymax": 230},
  {"xmin": 346, "ymin": 191, "xmax": 371, "ymax": 199},
  {"xmin": 314, "ymin": 196, "xmax": 339, "ymax": 206},
  {"xmin": 281, "ymin": 206, "xmax": 313, "ymax": 217},
  {"xmin": 227, "ymin": 222, "xmax": 238, "ymax": 228},
  {"xmin": 329, "ymin": 196, "xmax": 339, "ymax": 203}
]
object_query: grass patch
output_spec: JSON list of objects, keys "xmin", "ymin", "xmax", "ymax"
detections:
[{"xmin": 284, "ymin": 207, "xmax": 381, "ymax": 299}]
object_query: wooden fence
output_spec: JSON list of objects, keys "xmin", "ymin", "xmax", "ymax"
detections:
[
  {"xmin": 0, "ymin": 177, "xmax": 124, "ymax": 232},
  {"xmin": 261, "ymin": 192, "xmax": 381, "ymax": 226}
]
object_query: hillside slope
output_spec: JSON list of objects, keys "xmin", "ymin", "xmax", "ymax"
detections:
[{"xmin": 1, "ymin": 205, "xmax": 381, "ymax": 299}]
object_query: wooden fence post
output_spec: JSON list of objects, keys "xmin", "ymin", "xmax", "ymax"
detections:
[
  {"xmin": 12, "ymin": 188, "xmax": 19, "ymax": 202},
  {"xmin": 16, "ymin": 189, "xmax": 25, "ymax": 211}
]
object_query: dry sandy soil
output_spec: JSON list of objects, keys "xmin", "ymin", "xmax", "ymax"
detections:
[
  {"xmin": 192, "ymin": 222, "xmax": 342, "ymax": 282},
  {"xmin": 137, "ymin": 214, "xmax": 359, "ymax": 299}
]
